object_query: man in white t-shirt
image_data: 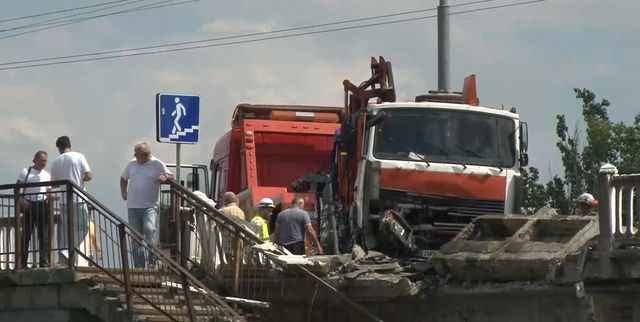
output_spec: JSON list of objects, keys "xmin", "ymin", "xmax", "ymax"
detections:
[
  {"xmin": 50, "ymin": 135, "xmax": 93, "ymax": 266},
  {"xmin": 16, "ymin": 150, "xmax": 52, "ymax": 268},
  {"xmin": 120, "ymin": 141, "xmax": 172, "ymax": 268}
]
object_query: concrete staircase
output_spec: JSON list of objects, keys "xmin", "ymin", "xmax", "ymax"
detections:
[{"xmin": 75, "ymin": 266, "xmax": 256, "ymax": 322}]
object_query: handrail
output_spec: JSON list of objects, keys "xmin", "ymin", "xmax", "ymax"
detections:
[
  {"xmin": 164, "ymin": 179, "xmax": 263, "ymax": 244},
  {"xmin": 68, "ymin": 180, "xmax": 246, "ymax": 321},
  {"xmin": 0, "ymin": 179, "xmax": 70, "ymax": 190},
  {"xmin": 0, "ymin": 180, "xmax": 246, "ymax": 322},
  {"xmin": 163, "ymin": 179, "xmax": 384, "ymax": 322}
]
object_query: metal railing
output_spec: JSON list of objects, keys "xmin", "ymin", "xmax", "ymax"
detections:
[
  {"xmin": 161, "ymin": 180, "xmax": 384, "ymax": 322},
  {"xmin": 0, "ymin": 180, "xmax": 245, "ymax": 322}
]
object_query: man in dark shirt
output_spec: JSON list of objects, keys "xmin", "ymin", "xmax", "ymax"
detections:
[{"xmin": 273, "ymin": 197, "xmax": 323, "ymax": 255}]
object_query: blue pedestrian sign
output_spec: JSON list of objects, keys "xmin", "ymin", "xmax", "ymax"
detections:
[{"xmin": 156, "ymin": 93, "xmax": 200, "ymax": 144}]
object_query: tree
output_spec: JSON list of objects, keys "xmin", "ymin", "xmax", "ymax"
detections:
[
  {"xmin": 612, "ymin": 115, "xmax": 640, "ymax": 174},
  {"xmin": 521, "ymin": 167, "xmax": 547, "ymax": 214},
  {"xmin": 574, "ymin": 88, "xmax": 615, "ymax": 195},
  {"xmin": 555, "ymin": 114, "xmax": 584, "ymax": 199},
  {"xmin": 521, "ymin": 88, "xmax": 640, "ymax": 214},
  {"xmin": 545, "ymin": 175, "xmax": 571, "ymax": 215}
]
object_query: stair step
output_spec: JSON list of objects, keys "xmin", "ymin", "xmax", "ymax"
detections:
[
  {"xmin": 133, "ymin": 303, "xmax": 218, "ymax": 316},
  {"xmin": 118, "ymin": 294, "xmax": 208, "ymax": 306},
  {"xmin": 134, "ymin": 314, "xmax": 175, "ymax": 322},
  {"xmin": 134, "ymin": 315, "xmax": 229, "ymax": 322},
  {"xmin": 77, "ymin": 271, "xmax": 176, "ymax": 287},
  {"xmin": 104, "ymin": 284, "xmax": 174, "ymax": 296},
  {"xmin": 76, "ymin": 263, "xmax": 250, "ymax": 321},
  {"xmin": 76, "ymin": 266, "xmax": 169, "ymax": 275}
]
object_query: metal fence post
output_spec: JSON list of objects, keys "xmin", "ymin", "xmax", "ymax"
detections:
[
  {"xmin": 14, "ymin": 186, "xmax": 23, "ymax": 270},
  {"xmin": 306, "ymin": 283, "xmax": 319, "ymax": 322},
  {"xmin": 181, "ymin": 271, "xmax": 197, "ymax": 321},
  {"xmin": 180, "ymin": 204, "xmax": 191, "ymax": 267},
  {"xmin": 597, "ymin": 163, "xmax": 617, "ymax": 278},
  {"xmin": 118, "ymin": 223, "xmax": 133, "ymax": 309},
  {"xmin": 48, "ymin": 203, "xmax": 54, "ymax": 267},
  {"xmin": 171, "ymin": 187, "xmax": 180, "ymax": 262},
  {"xmin": 66, "ymin": 182, "xmax": 75, "ymax": 266},
  {"xmin": 233, "ymin": 235, "xmax": 242, "ymax": 295}
]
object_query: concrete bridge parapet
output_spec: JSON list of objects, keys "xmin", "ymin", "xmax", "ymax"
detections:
[{"xmin": 0, "ymin": 268, "xmax": 132, "ymax": 322}]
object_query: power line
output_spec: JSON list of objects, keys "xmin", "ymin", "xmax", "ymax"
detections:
[
  {"xmin": 0, "ymin": 0, "xmax": 175, "ymax": 35},
  {"xmin": 1, "ymin": 0, "xmax": 494, "ymax": 36},
  {"xmin": 0, "ymin": 1, "xmax": 200, "ymax": 41},
  {"xmin": 0, "ymin": 0, "xmax": 135, "ymax": 23},
  {"xmin": 0, "ymin": 0, "xmax": 516, "ymax": 66},
  {"xmin": 0, "ymin": 0, "xmax": 547, "ymax": 71},
  {"xmin": 1, "ymin": 0, "xmax": 546, "ymax": 70},
  {"xmin": 0, "ymin": 5, "xmax": 444, "ymax": 66},
  {"xmin": 0, "ymin": 0, "xmax": 196, "ymax": 41}
]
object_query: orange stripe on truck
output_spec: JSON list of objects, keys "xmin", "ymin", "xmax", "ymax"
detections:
[{"xmin": 379, "ymin": 169, "xmax": 506, "ymax": 201}]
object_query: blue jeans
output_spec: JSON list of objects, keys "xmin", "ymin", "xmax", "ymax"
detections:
[
  {"xmin": 58, "ymin": 202, "xmax": 89, "ymax": 264},
  {"xmin": 128, "ymin": 207, "xmax": 158, "ymax": 268}
]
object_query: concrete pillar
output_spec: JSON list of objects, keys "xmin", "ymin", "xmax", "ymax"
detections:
[{"xmin": 597, "ymin": 163, "xmax": 618, "ymax": 278}]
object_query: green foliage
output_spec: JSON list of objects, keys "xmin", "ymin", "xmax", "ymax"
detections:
[
  {"xmin": 520, "ymin": 167, "xmax": 546, "ymax": 214},
  {"xmin": 574, "ymin": 88, "xmax": 614, "ymax": 194},
  {"xmin": 521, "ymin": 88, "xmax": 640, "ymax": 214},
  {"xmin": 545, "ymin": 175, "xmax": 571, "ymax": 215},
  {"xmin": 611, "ymin": 117, "xmax": 640, "ymax": 174},
  {"xmin": 555, "ymin": 114, "xmax": 584, "ymax": 198}
]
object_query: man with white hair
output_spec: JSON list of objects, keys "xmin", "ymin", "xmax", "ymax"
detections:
[{"xmin": 120, "ymin": 141, "xmax": 173, "ymax": 268}]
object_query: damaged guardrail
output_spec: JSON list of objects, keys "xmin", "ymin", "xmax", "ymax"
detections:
[{"xmin": 161, "ymin": 179, "xmax": 384, "ymax": 321}]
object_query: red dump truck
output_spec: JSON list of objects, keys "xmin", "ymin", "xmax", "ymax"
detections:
[
  {"xmin": 207, "ymin": 57, "xmax": 529, "ymax": 257},
  {"xmin": 209, "ymin": 103, "xmax": 342, "ymax": 234}
]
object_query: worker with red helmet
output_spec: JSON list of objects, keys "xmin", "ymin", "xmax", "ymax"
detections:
[{"xmin": 572, "ymin": 193, "xmax": 599, "ymax": 216}]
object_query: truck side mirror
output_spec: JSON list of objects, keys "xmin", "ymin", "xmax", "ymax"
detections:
[
  {"xmin": 521, "ymin": 153, "xmax": 529, "ymax": 167},
  {"xmin": 187, "ymin": 172, "xmax": 200, "ymax": 192},
  {"xmin": 519, "ymin": 122, "xmax": 529, "ymax": 167},
  {"xmin": 519, "ymin": 121, "xmax": 528, "ymax": 151},
  {"xmin": 366, "ymin": 110, "xmax": 387, "ymax": 129}
]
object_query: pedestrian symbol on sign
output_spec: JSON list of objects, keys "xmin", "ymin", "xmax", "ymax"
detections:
[
  {"xmin": 171, "ymin": 97, "xmax": 187, "ymax": 135},
  {"xmin": 156, "ymin": 93, "xmax": 200, "ymax": 144}
]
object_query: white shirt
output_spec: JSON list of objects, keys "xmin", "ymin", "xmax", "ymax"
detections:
[
  {"xmin": 50, "ymin": 151, "xmax": 91, "ymax": 190},
  {"xmin": 17, "ymin": 167, "xmax": 51, "ymax": 201},
  {"xmin": 121, "ymin": 156, "xmax": 171, "ymax": 208}
]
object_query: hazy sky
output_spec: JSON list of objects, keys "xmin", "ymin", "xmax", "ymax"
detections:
[{"xmin": 1, "ymin": 0, "xmax": 638, "ymax": 216}]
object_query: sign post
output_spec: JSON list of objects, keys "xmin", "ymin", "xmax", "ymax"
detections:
[
  {"xmin": 156, "ymin": 93, "xmax": 200, "ymax": 185},
  {"xmin": 156, "ymin": 93, "xmax": 200, "ymax": 258}
]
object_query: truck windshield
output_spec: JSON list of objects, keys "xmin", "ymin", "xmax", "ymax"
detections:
[{"xmin": 372, "ymin": 108, "xmax": 516, "ymax": 168}]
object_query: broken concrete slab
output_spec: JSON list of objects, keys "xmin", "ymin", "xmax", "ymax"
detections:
[
  {"xmin": 351, "ymin": 244, "xmax": 366, "ymax": 260},
  {"xmin": 433, "ymin": 208, "xmax": 599, "ymax": 281},
  {"xmin": 328, "ymin": 273, "xmax": 419, "ymax": 299}
]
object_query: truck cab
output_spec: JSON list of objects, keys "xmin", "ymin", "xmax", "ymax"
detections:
[
  {"xmin": 335, "ymin": 57, "xmax": 529, "ymax": 255},
  {"xmin": 357, "ymin": 101, "xmax": 527, "ymax": 251}
]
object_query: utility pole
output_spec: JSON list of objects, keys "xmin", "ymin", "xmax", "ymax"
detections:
[{"xmin": 438, "ymin": 0, "xmax": 450, "ymax": 91}]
